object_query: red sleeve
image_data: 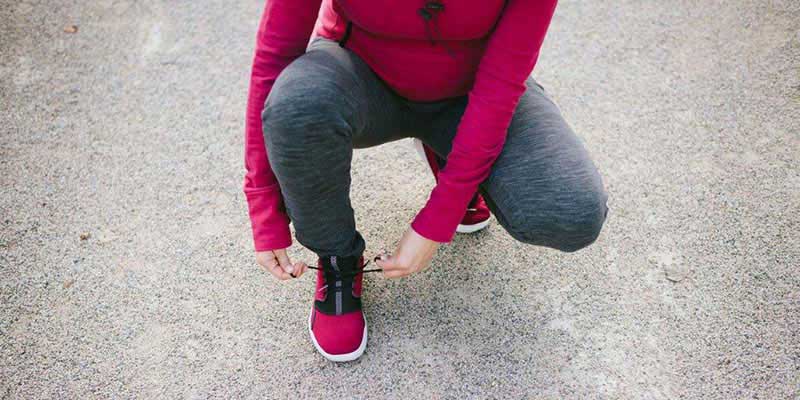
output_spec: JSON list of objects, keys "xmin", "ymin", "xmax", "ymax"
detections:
[
  {"xmin": 411, "ymin": 0, "xmax": 558, "ymax": 242},
  {"xmin": 244, "ymin": 0, "xmax": 322, "ymax": 251}
]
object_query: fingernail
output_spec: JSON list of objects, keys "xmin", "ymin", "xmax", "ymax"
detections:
[{"xmin": 285, "ymin": 265, "xmax": 294, "ymax": 273}]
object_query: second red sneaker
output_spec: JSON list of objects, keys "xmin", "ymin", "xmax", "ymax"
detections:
[
  {"xmin": 412, "ymin": 138, "xmax": 492, "ymax": 233},
  {"xmin": 308, "ymin": 255, "xmax": 368, "ymax": 362},
  {"xmin": 458, "ymin": 193, "xmax": 491, "ymax": 233}
]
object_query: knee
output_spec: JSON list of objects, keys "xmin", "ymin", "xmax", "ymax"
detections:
[
  {"xmin": 261, "ymin": 68, "xmax": 355, "ymax": 148},
  {"xmin": 555, "ymin": 200, "xmax": 608, "ymax": 252},
  {"xmin": 508, "ymin": 189, "xmax": 608, "ymax": 253}
]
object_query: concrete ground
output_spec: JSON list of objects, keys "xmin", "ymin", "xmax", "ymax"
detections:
[{"xmin": 1, "ymin": 0, "xmax": 798, "ymax": 398}]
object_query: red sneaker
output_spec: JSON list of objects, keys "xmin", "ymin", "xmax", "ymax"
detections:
[
  {"xmin": 308, "ymin": 255, "xmax": 368, "ymax": 362},
  {"xmin": 458, "ymin": 193, "xmax": 491, "ymax": 233},
  {"xmin": 412, "ymin": 138, "xmax": 492, "ymax": 233}
]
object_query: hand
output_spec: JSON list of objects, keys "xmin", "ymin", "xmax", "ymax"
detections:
[
  {"xmin": 376, "ymin": 226, "xmax": 441, "ymax": 279},
  {"xmin": 256, "ymin": 248, "xmax": 309, "ymax": 281}
]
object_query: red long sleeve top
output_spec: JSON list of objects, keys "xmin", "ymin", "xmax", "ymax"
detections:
[{"xmin": 244, "ymin": 0, "xmax": 557, "ymax": 251}]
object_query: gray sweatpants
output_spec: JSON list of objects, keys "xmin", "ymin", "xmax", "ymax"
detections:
[{"xmin": 263, "ymin": 37, "xmax": 608, "ymax": 258}]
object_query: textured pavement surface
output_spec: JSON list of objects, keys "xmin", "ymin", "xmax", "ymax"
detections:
[{"xmin": 1, "ymin": 0, "xmax": 798, "ymax": 398}]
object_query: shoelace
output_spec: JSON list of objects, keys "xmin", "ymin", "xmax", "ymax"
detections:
[{"xmin": 290, "ymin": 256, "xmax": 384, "ymax": 282}]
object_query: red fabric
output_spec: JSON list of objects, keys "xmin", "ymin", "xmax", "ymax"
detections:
[
  {"xmin": 311, "ymin": 258, "xmax": 365, "ymax": 355},
  {"xmin": 314, "ymin": 268, "xmax": 326, "ymax": 302},
  {"xmin": 245, "ymin": 0, "xmax": 558, "ymax": 250},
  {"xmin": 462, "ymin": 194, "xmax": 491, "ymax": 226},
  {"xmin": 311, "ymin": 309, "xmax": 365, "ymax": 355},
  {"xmin": 423, "ymin": 143, "xmax": 490, "ymax": 226}
]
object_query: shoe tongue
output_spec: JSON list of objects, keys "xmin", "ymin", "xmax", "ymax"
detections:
[{"xmin": 320, "ymin": 255, "xmax": 360, "ymax": 273}]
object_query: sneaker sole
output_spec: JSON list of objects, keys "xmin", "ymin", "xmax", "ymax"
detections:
[
  {"xmin": 456, "ymin": 218, "xmax": 490, "ymax": 234},
  {"xmin": 308, "ymin": 309, "xmax": 368, "ymax": 362},
  {"xmin": 411, "ymin": 138, "xmax": 428, "ymax": 162}
]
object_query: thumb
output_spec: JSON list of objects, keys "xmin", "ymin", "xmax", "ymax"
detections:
[
  {"xmin": 274, "ymin": 250, "xmax": 294, "ymax": 274},
  {"xmin": 374, "ymin": 253, "xmax": 395, "ymax": 270}
]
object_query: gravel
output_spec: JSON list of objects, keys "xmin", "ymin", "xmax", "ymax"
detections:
[{"xmin": 1, "ymin": 0, "xmax": 798, "ymax": 398}]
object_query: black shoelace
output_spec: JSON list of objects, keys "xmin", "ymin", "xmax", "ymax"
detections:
[{"xmin": 290, "ymin": 256, "xmax": 384, "ymax": 280}]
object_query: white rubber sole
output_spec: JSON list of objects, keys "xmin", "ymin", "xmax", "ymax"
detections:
[
  {"xmin": 411, "ymin": 138, "xmax": 428, "ymax": 162},
  {"xmin": 308, "ymin": 309, "xmax": 368, "ymax": 362},
  {"xmin": 456, "ymin": 218, "xmax": 490, "ymax": 234}
]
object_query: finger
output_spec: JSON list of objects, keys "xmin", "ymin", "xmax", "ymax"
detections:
[
  {"xmin": 256, "ymin": 251, "xmax": 293, "ymax": 281},
  {"xmin": 268, "ymin": 263, "xmax": 293, "ymax": 280},
  {"xmin": 375, "ymin": 254, "xmax": 395, "ymax": 271},
  {"xmin": 275, "ymin": 251, "xmax": 295, "ymax": 275},
  {"xmin": 268, "ymin": 251, "xmax": 294, "ymax": 280},
  {"xmin": 381, "ymin": 262, "xmax": 409, "ymax": 279},
  {"xmin": 257, "ymin": 262, "xmax": 270, "ymax": 275},
  {"xmin": 264, "ymin": 257, "xmax": 279, "ymax": 270},
  {"xmin": 256, "ymin": 253, "xmax": 278, "ymax": 274},
  {"xmin": 256, "ymin": 252, "xmax": 277, "ymax": 267},
  {"xmin": 291, "ymin": 261, "xmax": 308, "ymax": 278},
  {"xmin": 383, "ymin": 268, "xmax": 409, "ymax": 279}
]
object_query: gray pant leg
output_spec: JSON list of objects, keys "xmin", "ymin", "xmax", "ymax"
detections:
[
  {"xmin": 418, "ymin": 78, "xmax": 609, "ymax": 252},
  {"xmin": 262, "ymin": 38, "xmax": 412, "ymax": 257},
  {"xmin": 265, "ymin": 36, "xmax": 607, "ymax": 255}
]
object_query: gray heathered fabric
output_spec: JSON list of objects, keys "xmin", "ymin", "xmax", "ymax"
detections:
[{"xmin": 262, "ymin": 37, "xmax": 608, "ymax": 258}]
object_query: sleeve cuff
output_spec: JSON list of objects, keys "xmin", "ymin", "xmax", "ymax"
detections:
[
  {"xmin": 245, "ymin": 184, "xmax": 292, "ymax": 251},
  {"xmin": 411, "ymin": 181, "xmax": 476, "ymax": 243}
]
